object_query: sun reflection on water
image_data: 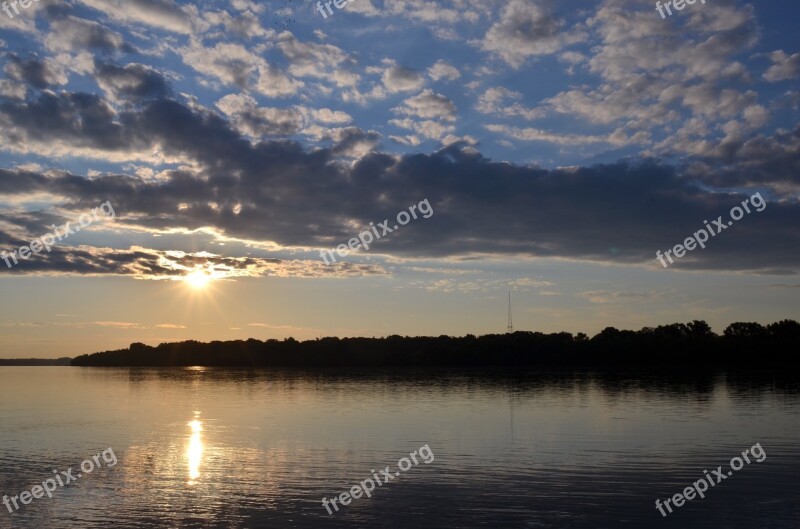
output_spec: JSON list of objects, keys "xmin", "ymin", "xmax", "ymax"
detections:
[{"xmin": 187, "ymin": 413, "xmax": 203, "ymax": 485}]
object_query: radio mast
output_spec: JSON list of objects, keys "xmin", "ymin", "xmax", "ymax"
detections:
[{"xmin": 507, "ymin": 291, "xmax": 513, "ymax": 333}]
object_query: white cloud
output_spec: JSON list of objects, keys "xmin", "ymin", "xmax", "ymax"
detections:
[
  {"xmin": 480, "ymin": 0, "xmax": 585, "ymax": 68},
  {"xmin": 485, "ymin": 124, "xmax": 636, "ymax": 146},
  {"xmin": 394, "ymin": 89, "xmax": 457, "ymax": 121},
  {"xmin": 77, "ymin": 0, "xmax": 194, "ymax": 34},
  {"xmin": 181, "ymin": 41, "xmax": 302, "ymax": 97},
  {"xmin": 277, "ymin": 33, "xmax": 359, "ymax": 88},
  {"xmin": 390, "ymin": 118, "xmax": 455, "ymax": 140},
  {"xmin": 476, "ymin": 87, "xmax": 545, "ymax": 120},
  {"xmin": 216, "ymin": 93, "xmax": 352, "ymax": 138},
  {"xmin": 381, "ymin": 62, "xmax": 426, "ymax": 93},
  {"xmin": 427, "ymin": 60, "xmax": 461, "ymax": 82},
  {"xmin": 764, "ymin": 50, "xmax": 800, "ymax": 82}
]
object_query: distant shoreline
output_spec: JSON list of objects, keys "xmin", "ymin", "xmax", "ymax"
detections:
[
  {"xmin": 70, "ymin": 320, "xmax": 800, "ymax": 368},
  {"xmin": 0, "ymin": 357, "xmax": 72, "ymax": 366}
]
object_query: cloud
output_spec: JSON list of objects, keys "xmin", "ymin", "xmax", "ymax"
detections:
[
  {"xmin": 203, "ymin": 8, "xmax": 268, "ymax": 39},
  {"xmin": 77, "ymin": 0, "xmax": 193, "ymax": 34},
  {"xmin": 91, "ymin": 321, "xmax": 141, "ymax": 328},
  {"xmin": 480, "ymin": 0, "xmax": 585, "ymax": 68},
  {"xmin": 4, "ymin": 54, "xmax": 68, "ymax": 88},
  {"xmin": 578, "ymin": 290, "xmax": 664, "ymax": 304},
  {"xmin": 476, "ymin": 87, "xmax": 545, "ymax": 120},
  {"xmin": 181, "ymin": 41, "xmax": 302, "ymax": 97},
  {"xmin": 393, "ymin": 89, "xmax": 457, "ymax": 121},
  {"xmin": 764, "ymin": 50, "xmax": 800, "ymax": 82},
  {"xmin": 215, "ymin": 93, "xmax": 306, "ymax": 137},
  {"xmin": 215, "ymin": 93, "xmax": 353, "ymax": 139},
  {"xmin": 304, "ymin": 125, "xmax": 381, "ymax": 158},
  {"xmin": 427, "ymin": 60, "xmax": 461, "ymax": 82},
  {"xmin": 0, "ymin": 48, "xmax": 798, "ymax": 279},
  {"xmin": 389, "ymin": 118, "xmax": 455, "ymax": 141},
  {"xmin": 416, "ymin": 277, "xmax": 553, "ymax": 294},
  {"xmin": 0, "ymin": 79, "xmax": 27, "ymax": 100},
  {"xmin": 343, "ymin": 0, "xmax": 380, "ymax": 17},
  {"xmin": 0, "ymin": 242, "xmax": 388, "ymax": 279},
  {"xmin": 485, "ymin": 124, "xmax": 636, "ymax": 146},
  {"xmin": 95, "ymin": 63, "xmax": 172, "ymax": 102},
  {"xmin": 230, "ymin": 0, "xmax": 266, "ymax": 14},
  {"xmin": 519, "ymin": 0, "xmax": 766, "ymax": 156},
  {"xmin": 0, "ymin": 91, "xmax": 150, "ymax": 159},
  {"xmin": 385, "ymin": 0, "xmax": 490, "ymax": 24},
  {"xmin": 44, "ymin": 16, "xmax": 133, "ymax": 53},
  {"xmin": 381, "ymin": 62, "xmax": 426, "ymax": 93},
  {"xmin": 1, "ymin": 105, "xmax": 798, "ymax": 275},
  {"xmin": 277, "ymin": 33, "xmax": 359, "ymax": 88},
  {"xmin": 181, "ymin": 42, "xmax": 255, "ymax": 86}
]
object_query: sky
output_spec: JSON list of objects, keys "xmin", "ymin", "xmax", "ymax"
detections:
[{"xmin": 0, "ymin": 0, "xmax": 798, "ymax": 358}]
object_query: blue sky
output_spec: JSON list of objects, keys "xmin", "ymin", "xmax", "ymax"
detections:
[{"xmin": 0, "ymin": 0, "xmax": 799, "ymax": 357}]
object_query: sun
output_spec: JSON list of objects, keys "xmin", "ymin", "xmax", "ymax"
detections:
[{"xmin": 184, "ymin": 270, "xmax": 211, "ymax": 289}]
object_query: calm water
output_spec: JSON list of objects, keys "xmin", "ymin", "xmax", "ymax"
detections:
[{"xmin": 0, "ymin": 367, "xmax": 799, "ymax": 528}]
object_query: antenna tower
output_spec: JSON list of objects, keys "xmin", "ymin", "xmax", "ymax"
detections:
[{"xmin": 507, "ymin": 291, "xmax": 513, "ymax": 333}]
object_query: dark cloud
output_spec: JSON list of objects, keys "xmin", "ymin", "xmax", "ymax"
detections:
[
  {"xmin": 325, "ymin": 127, "xmax": 382, "ymax": 158},
  {"xmin": 3, "ymin": 54, "xmax": 62, "ymax": 89},
  {"xmin": 0, "ymin": 91, "xmax": 143, "ymax": 152},
  {"xmin": 0, "ymin": 86, "xmax": 798, "ymax": 275},
  {"xmin": 381, "ymin": 64, "xmax": 425, "ymax": 93},
  {"xmin": 0, "ymin": 242, "xmax": 385, "ymax": 278},
  {"xmin": 95, "ymin": 62, "xmax": 172, "ymax": 102},
  {"xmin": 690, "ymin": 126, "xmax": 800, "ymax": 186},
  {"xmin": 45, "ymin": 16, "xmax": 135, "ymax": 53}
]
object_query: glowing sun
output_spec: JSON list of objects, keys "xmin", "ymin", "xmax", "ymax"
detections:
[{"xmin": 184, "ymin": 270, "xmax": 212, "ymax": 289}]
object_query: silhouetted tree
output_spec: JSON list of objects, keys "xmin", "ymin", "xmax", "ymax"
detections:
[
  {"xmin": 687, "ymin": 320, "xmax": 714, "ymax": 337},
  {"xmin": 724, "ymin": 322, "xmax": 767, "ymax": 338},
  {"xmin": 768, "ymin": 320, "xmax": 800, "ymax": 339},
  {"xmin": 70, "ymin": 320, "xmax": 799, "ymax": 368}
]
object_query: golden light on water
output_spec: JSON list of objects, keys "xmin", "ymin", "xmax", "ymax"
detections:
[{"xmin": 187, "ymin": 415, "xmax": 203, "ymax": 485}]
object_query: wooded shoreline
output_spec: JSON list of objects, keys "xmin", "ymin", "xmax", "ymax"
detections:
[{"xmin": 70, "ymin": 320, "xmax": 800, "ymax": 368}]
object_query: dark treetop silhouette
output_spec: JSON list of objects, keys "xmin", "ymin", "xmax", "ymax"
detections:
[
  {"xmin": 0, "ymin": 357, "xmax": 72, "ymax": 366},
  {"xmin": 70, "ymin": 320, "xmax": 800, "ymax": 368}
]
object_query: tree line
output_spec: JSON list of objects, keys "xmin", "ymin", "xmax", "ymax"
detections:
[
  {"xmin": 70, "ymin": 320, "xmax": 800, "ymax": 368},
  {"xmin": 0, "ymin": 357, "xmax": 72, "ymax": 366}
]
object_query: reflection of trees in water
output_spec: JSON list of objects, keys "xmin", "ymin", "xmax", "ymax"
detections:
[{"xmin": 106, "ymin": 364, "xmax": 800, "ymax": 406}]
